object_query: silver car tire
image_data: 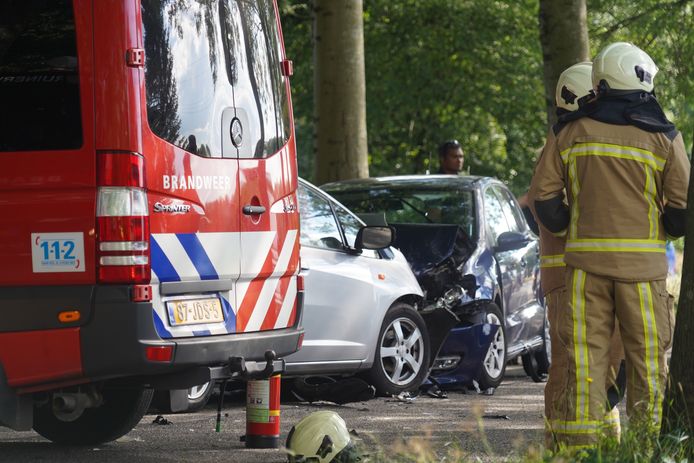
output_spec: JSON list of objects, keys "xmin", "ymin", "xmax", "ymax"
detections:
[
  {"xmin": 368, "ymin": 303, "xmax": 430, "ymax": 395},
  {"xmin": 185, "ymin": 381, "xmax": 215, "ymax": 412}
]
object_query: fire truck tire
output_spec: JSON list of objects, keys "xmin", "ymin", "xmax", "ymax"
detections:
[
  {"xmin": 33, "ymin": 387, "xmax": 153, "ymax": 445},
  {"xmin": 368, "ymin": 303, "xmax": 430, "ymax": 396}
]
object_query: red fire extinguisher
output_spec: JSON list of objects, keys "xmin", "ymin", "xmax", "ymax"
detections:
[{"xmin": 245, "ymin": 374, "xmax": 281, "ymax": 448}]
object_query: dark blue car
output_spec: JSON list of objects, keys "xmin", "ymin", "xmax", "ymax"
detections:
[{"xmin": 322, "ymin": 175, "xmax": 549, "ymax": 388}]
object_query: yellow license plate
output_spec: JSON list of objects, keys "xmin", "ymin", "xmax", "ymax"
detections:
[{"xmin": 166, "ymin": 297, "xmax": 225, "ymax": 327}]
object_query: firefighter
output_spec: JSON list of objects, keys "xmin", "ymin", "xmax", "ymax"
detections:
[
  {"xmin": 529, "ymin": 61, "xmax": 625, "ymax": 449},
  {"xmin": 531, "ymin": 42, "xmax": 689, "ymax": 448}
]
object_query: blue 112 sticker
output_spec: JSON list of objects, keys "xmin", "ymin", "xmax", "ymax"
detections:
[{"xmin": 31, "ymin": 232, "xmax": 85, "ymax": 273}]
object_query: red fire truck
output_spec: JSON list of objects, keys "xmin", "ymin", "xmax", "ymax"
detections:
[{"xmin": 0, "ymin": 0, "xmax": 302, "ymax": 444}]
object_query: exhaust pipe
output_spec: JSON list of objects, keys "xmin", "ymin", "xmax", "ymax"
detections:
[{"xmin": 52, "ymin": 390, "xmax": 103, "ymax": 422}]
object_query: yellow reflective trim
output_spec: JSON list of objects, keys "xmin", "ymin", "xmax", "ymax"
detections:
[
  {"xmin": 566, "ymin": 239, "xmax": 666, "ymax": 253},
  {"xmin": 638, "ymin": 282, "xmax": 661, "ymax": 425},
  {"xmin": 643, "ymin": 165, "xmax": 658, "ymax": 240},
  {"xmin": 571, "ymin": 269, "xmax": 589, "ymax": 421},
  {"xmin": 563, "ymin": 142, "xmax": 666, "ymax": 171},
  {"xmin": 568, "ymin": 156, "xmax": 580, "ymax": 240},
  {"xmin": 548, "ymin": 420, "xmax": 602, "ymax": 434},
  {"xmin": 569, "ymin": 238, "xmax": 665, "ymax": 244},
  {"xmin": 540, "ymin": 254, "xmax": 565, "ymax": 268},
  {"xmin": 567, "ymin": 246, "xmax": 666, "ymax": 253}
]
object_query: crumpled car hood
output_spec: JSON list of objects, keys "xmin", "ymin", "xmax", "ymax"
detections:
[{"xmin": 390, "ymin": 223, "xmax": 475, "ymax": 302}]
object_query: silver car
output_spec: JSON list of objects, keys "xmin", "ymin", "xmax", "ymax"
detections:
[{"xmin": 284, "ymin": 179, "xmax": 427, "ymax": 395}]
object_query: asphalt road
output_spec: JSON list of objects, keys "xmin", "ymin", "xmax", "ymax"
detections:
[{"xmin": 0, "ymin": 365, "xmax": 545, "ymax": 462}]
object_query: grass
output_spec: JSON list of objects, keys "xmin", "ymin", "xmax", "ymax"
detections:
[{"xmin": 357, "ymin": 411, "xmax": 691, "ymax": 463}]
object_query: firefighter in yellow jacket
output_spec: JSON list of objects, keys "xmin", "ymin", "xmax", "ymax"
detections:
[
  {"xmin": 529, "ymin": 61, "xmax": 626, "ymax": 449},
  {"xmin": 531, "ymin": 42, "xmax": 689, "ymax": 448}
]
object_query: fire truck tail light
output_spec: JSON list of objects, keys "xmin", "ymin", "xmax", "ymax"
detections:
[
  {"xmin": 98, "ymin": 151, "xmax": 145, "ymax": 188},
  {"xmin": 97, "ymin": 187, "xmax": 149, "ymax": 216},
  {"xmin": 145, "ymin": 346, "xmax": 173, "ymax": 362},
  {"xmin": 96, "ymin": 152, "xmax": 151, "ymax": 284},
  {"xmin": 99, "ymin": 241, "xmax": 149, "ymax": 252},
  {"xmin": 100, "ymin": 255, "xmax": 149, "ymax": 266}
]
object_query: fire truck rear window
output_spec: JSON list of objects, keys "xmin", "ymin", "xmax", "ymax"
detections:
[
  {"xmin": 142, "ymin": 0, "xmax": 290, "ymax": 158},
  {"xmin": 0, "ymin": 0, "xmax": 82, "ymax": 152}
]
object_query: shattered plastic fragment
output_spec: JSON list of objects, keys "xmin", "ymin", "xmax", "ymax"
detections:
[
  {"xmin": 391, "ymin": 391, "xmax": 416, "ymax": 403},
  {"xmin": 471, "ymin": 380, "xmax": 481, "ymax": 394},
  {"xmin": 483, "ymin": 414, "xmax": 511, "ymax": 420},
  {"xmin": 152, "ymin": 415, "xmax": 172, "ymax": 425},
  {"xmin": 425, "ymin": 384, "xmax": 448, "ymax": 399}
]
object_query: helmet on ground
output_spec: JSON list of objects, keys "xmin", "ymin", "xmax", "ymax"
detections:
[
  {"xmin": 556, "ymin": 61, "xmax": 594, "ymax": 111},
  {"xmin": 286, "ymin": 411, "xmax": 360, "ymax": 463},
  {"xmin": 592, "ymin": 42, "xmax": 658, "ymax": 93}
]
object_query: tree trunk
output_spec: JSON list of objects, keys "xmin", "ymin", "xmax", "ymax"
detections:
[
  {"xmin": 661, "ymin": 135, "xmax": 694, "ymax": 442},
  {"xmin": 313, "ymin": 0, "xmax": 368, "ymax": 184},
  {"xmin": 538, "ymin": 0, "xmax": 590, "ymax": 127}
]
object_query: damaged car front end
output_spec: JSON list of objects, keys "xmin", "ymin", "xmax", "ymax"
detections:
[
  {"xmin": 324, "ymin": 175, "xmax": 548, "ymax": 389},
  {"xmin": 391, "ymin": 223, "xmax": 499, "ymax": 388}
]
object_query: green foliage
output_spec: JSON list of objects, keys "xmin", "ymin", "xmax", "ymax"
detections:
[
  {"xmin": 588, "ymin": 0, "xmax": 694, "ymax": 158},
  {"xmin": 364, "ymin": 0, "xmax": 545, "ymax": 194},
  {"xmin": 280, "ymin": 0, "xmax": 694, "ymax": 195},
  {"xmin": 278, "ymin": 1, "xmax": 315, "ymax": 177}
]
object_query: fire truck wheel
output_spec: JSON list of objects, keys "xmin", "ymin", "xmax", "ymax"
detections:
[
  {"xmin": 33, "ymin": 387, "xmax": 153, "ymax": 445},
  {"xmin": 368, "ymin": 303, "xmax": 430, "ymax": 396}
]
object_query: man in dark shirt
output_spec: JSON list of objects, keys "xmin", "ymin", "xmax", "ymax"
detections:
[{"xmin": 437, "ymin": 140, "xmax": 464, "ymax": 174}]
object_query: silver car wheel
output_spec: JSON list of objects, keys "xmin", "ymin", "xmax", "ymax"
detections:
[
  {"xmin": 188, "ymin": 382, "xmax": 211, "ymax": 401},
  {"xmin": 483, "ymin": 312, "xmax": 506, "ymax": 380},
  {"xmin": 379, "ymin": 317, "xmax": 425, "ymax": 386}
]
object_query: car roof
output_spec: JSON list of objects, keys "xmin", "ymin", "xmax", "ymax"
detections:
[{"xmin": 321, "ymin": 174, "xmax": 497, "ymax": 192}]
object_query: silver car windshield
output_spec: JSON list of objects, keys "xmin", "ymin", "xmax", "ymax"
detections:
[{"xmin": 330, "ymin": 188, "xmax": 477, "ymax": 241}]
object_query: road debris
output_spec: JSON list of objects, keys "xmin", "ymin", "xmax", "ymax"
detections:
[{"xmin": 152, "ymin": 415, "xmax": 172, "ymax": 425}]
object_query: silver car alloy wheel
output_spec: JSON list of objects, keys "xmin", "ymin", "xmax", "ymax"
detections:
[
  {"xmin": 483, "ymin": 312, "xmax": 505, "ymax": 379},
  {"xmin": 188, "ymin": 381, "xmax": 211, "ymax": 401},
  {"xmin": 379, "ymin": 317, "xmax": 425, "ymax": 386}
]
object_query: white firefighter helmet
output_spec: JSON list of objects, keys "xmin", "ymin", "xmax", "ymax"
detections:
[
  {"xmin": 592, "ymin": 42, "xmax": 658, "ymax": 93},
  {"xmin": 556, "ymin": 61, "xmax": 594, "ymax": 111},
  {"xmin": 286, "ymin": 411, "xmax": 359, "ymax": 463}
]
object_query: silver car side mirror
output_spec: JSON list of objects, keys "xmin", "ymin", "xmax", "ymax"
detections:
[{"xmin": 355, "ymin": 226, "xmax": 394, "ymax": 250}]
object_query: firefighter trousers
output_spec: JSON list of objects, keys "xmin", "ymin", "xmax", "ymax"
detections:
[
  {"xmin": 546, "ymin": 266, "xmax": 672, "ymax": 448},
  {"xmin": 544, "ymin": 285, "xmax": 624, "ymax": 449}
]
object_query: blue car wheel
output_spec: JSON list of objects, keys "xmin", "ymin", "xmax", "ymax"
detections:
[{"xmin": 476, "ymin": 303, "xmax": 507, "ymax": 389}]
